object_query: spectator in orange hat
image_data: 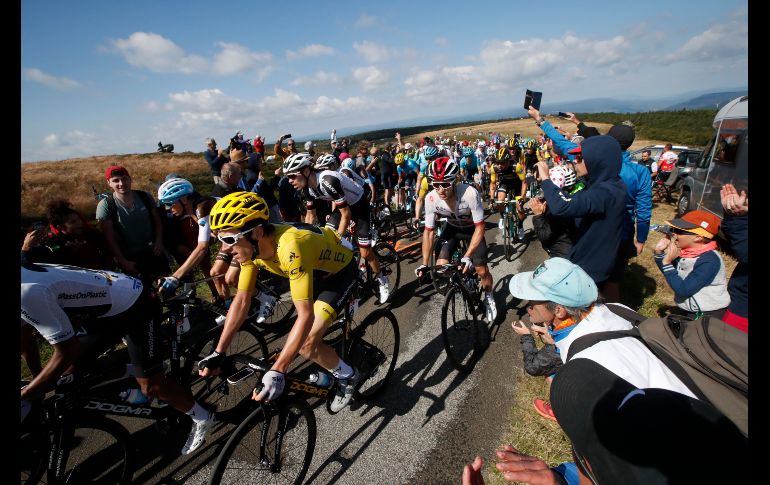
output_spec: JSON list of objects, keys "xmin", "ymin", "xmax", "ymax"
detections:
[{"xmin": 653, "ymin": 209, "xmax": 730, "ymax": 320}]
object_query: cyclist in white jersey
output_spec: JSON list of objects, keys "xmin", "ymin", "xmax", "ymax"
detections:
[
  {"xmin": 282, "ymin": 152, "xmax": 390, "ymax": 304},
  {"xmin": 414, "ymin": 157, "xmax": 498, "ymax": 322},
  {"xmin": 20, "ymin": 259, "xmax": 216, "ymax": 455}
]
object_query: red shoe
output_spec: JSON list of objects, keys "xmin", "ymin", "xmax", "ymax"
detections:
[{"xmin": 533, "ymin": 398, "xmax": 557, "ymax": 422}]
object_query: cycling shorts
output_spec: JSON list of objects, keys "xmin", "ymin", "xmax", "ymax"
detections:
[
  {"xmin": 313, "ymin": 259, "xmax": 358, "ymax": 324},
  {"xmin": 76, "ymin": 289, "xmax": 164, "ymax": 378},
  {"xmin": 326, "ymin": 197, "xmax": 373, "ymax": 247},
  {"xmin": 435, "ymin": 224, "xmax": 488, "ymax": 266}
]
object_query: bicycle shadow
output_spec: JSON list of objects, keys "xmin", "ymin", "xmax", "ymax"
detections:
[{"xmin": 302, "ymin": 329, "xmax": 478, "ymax": 484}]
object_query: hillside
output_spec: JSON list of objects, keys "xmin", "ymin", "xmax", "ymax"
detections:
[{"xmin": 20, "ymin": 113, "xmax": 697, "ymax": 221}]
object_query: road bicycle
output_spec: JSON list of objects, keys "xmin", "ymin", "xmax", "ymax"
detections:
[
  {"xmin": 208, "ymin": 284, "xmax": 400, "ymax": 484},
  {"xmin": 421, "ymin": 262, "xmax": 486, "ymax": 372},
  {"xmin": 493, "ymin": 197, "xmax": 524, "ymax": 261}
]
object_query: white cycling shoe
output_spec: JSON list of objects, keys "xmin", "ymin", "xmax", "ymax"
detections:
[
  {"xmin": 330, "ymin": 369, "xmax": 361, "ymax": 413},
  {"xmin": 378, "ymin": 275, "xmax": 390, "ymax": 304},
  {"xmin": 255, "ymin": 295, "xmax": 276, "ymax": 324},
  {"xmin": 181, "ymin": 412, "xmax": 216, "ymax": 455},
  {"xmin": 484, "ymin": 292, "xmax": 498, "ymax": 322}
]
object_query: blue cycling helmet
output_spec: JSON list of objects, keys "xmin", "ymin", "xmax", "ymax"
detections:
[
  {"xmin": 158, "ymin": 177, "xmax": 194, "ymax": 204},
  {"xmin": 423, "ymin": 146, "xmax": 439, "ymax": 159},
  {"xmin": 462, "ymin": 147, "xmax": 474, "ymax": 157}
]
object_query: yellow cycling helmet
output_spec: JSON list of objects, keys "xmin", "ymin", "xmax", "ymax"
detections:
[
  {"xmin": 394, "ymin": 152, "xmax": 405, "ymax": 165},
  {"xmin": 210, "ymin": 191, "xmax": 269, "ymax": 231}
]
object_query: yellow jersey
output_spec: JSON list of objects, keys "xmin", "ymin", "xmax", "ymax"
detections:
[{"xmin": 238, "ymin": 223, "xmax": 353, "ymax": 301}]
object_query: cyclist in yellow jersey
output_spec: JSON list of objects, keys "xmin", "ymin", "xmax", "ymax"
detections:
[{"xmin": 198, "ymin": 192, "xmax": 362, "ymax": 412}]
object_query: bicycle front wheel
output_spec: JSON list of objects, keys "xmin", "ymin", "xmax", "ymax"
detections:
[
  {"xmin": 53, "ymin": 416, "xmax": 134, "ymax": 485},
  {"xmin": 503, "ymin": 213, "xmax": 515, "ymax": 261},
  {"xmin": 352, "ymin": 309, "xmax": 400, "ymax": 399},
  {"xmin": 441, "ymin": 285, "xmax": 480, "ymax": 372},
  {"xmin": 209, "ymin": 400, "xmax": 316, "ymax": 485},
  {"xmin": 185, "ymin": 326, "xmax": 269, "ymax": 423}
]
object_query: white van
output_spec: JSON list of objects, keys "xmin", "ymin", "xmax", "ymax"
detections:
[{"xmin": 677, "ymin": 95, "xmax": 748, "ymax": 218}]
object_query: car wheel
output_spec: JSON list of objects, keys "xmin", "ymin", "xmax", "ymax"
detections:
[
  {"xmin": 675, "ymin": 178, "xmax": 685, "ymax": 192},
  {"xmin": 676, "ymin": 189, "xmax": 690, "ymax": 217}
]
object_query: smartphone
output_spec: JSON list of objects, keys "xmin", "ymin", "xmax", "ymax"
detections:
[
  {"xmin": 283, "ymin": 133, "xmax": 292, "ymax": 139},
  {"xmin": 524, "ymin": 89, "xmax": 542, "ymax": 110},
  {"xmin": 557, "ymin": 111, "xmax": 570, "ymax": 118}
]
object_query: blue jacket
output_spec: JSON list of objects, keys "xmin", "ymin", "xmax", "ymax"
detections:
[
  {"xmin": 540, "ymin": 121, "xmax": 577, "ymax": 162},
  {"xmin": 722, "ymin": 214, "xmax": 748, "ymax": 317},
  {"xmin": 619, "ymin": 151, "xmax": 652, "ymax": 243},
  {"xmin": 541, "ymin": 135, "xmax": 627, "ymax": 284}
]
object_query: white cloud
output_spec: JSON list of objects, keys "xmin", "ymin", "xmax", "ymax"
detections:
[
  {"xmin": 36, "ymin": 130, "xmax": 99, "ymax": 159},
  {"xmin": 353, "ymin": 41, "xmax": 390, "ymax": 63},
  {"xmin": 212, "ymin": 42, "xmax": 272, "ymax": 76},
  {"xmin": 109, "ymin": 32, "xmax": 208, "ymax": 74},
  {"xmin": 286, "ymin": 44, "xmax": 336, "ymax": 60},
  {"xmin": 356, "ymin": 14, "xmax": 376, "ymax": 28},
  {"xmin": 291, "ymin": 71, "xmax": 343, "ymax": 86},
  {"xmin": 478, "ymin": 33, "xmax": 630, "ymax": 86},
  {"xmin": 22, "ymin": 68, "xmax": 80, "ymax": 90},
  {"xmin": 665, "ymin": 20, "xmax": 747, "ymax": 63},
  {"xmin": 353, "ymin": 66, "xmax": 390, "ymax": 91},
  {"xmin": 435, "ymin": 37, "xmax": 448, "ymax": 47}
]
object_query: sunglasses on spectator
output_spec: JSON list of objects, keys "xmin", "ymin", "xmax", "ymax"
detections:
[
  {"xmin": 287, "ymin": 142, "xmax": 295, "ymax": 146},
  {"xmin": 217, "ymin": 227, "xmax": 255, "ymax": 246},
  {"xmin": 432, "ymin": 182, "xmax": 452, "ymax": 190},
  {"xmin": 671, "ymin": 227, "xmax": 695, "ymax": 236}
]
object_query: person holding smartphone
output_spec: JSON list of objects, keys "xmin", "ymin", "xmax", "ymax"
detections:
[{"xmin": 511, "ymin": 318, "xmax": 562, "ymax": 422}]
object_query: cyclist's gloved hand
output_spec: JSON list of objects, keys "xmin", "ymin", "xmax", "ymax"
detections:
[
  {"xmin": 254, "ymin": 370, "xmax": 285, "ymax": 401},
  {"xmin": 198, "ymin": 350, "xmax": 225, "ymax": 373},
  {"xmin": 159, "ymin": 276, "xmax": 180, "ymax": 295},
  {"xmin": 460, "ymin": 256, "xmax": 473, "ymax": 273},
  {"xmin": 415, "ymin": 264, "xmax": 428, "ymax": 278},
  {"xmin": 21, "ymin": 400, "xmax": 31, "ymax": 423}
]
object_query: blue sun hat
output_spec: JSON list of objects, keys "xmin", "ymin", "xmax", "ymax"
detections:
[{"xmin": 508, "ymin": 257, "xmax": 597, "ymax": 307}]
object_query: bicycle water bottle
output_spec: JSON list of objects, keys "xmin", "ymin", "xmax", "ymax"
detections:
[
  {"xmin": 176, "ymin": 303, "xmax": 191, "ymax": 334},
  {"xmin": 120, "ymin": 388, "xmax": 152, "ymax": 405},
  {"xmin": 306, "ymin": 372, "xmax": 333, "ymax": 388}
]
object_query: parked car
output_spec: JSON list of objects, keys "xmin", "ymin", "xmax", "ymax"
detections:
[
  {"xmin": 630, "ymin": 145, "xmax": 704, "ymax": 191},
  {"xmin": 677, "ymin": 95, "xmax": 748, "ymax": 218}
]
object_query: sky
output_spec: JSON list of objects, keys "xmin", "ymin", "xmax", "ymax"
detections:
[{"xmin": 21, "ymin": 0, "xmax": 748, "ymax": 163}]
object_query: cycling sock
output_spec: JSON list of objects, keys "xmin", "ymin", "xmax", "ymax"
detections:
[
  {"xmin": 186, "ymin": 401, "xmax": 211, "ymax": 423},
  {"xmin": 330, "ymin": 359, "xmax": 354, "ymax": 379}
]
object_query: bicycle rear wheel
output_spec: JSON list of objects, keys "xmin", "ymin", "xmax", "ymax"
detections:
[
  {"xmin": 208, "ymin": 400, "xmax": 316, "ymax": 485},
  {"xmin": 441, "ymin": 285, "xmax": 480, "ymax": 372},
  {"xmin": 351, "ymin": 309, "xmax": 400, "ymax": 399},
  {"xmin": 185, "ymin": 326, "xmax": 269, "ymax": 423},
  {"xmin": 53, "ymin": 416, "xmax": 134, "ymax": 485},
  {"xmin": 374, "ymin": 241, "xmax": 401, "ymax": 298}
]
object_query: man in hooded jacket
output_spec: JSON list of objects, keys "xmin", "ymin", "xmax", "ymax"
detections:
[{"xmin": 534, "ymin": 135, "xmax": 626, "ymax": 286}]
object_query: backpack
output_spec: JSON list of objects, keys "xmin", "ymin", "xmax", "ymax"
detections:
[
  {"xmin": 103, "ymin": 190, "xmax": 158, "ymax": 240},
  {"xmin": 566, "ymin": 303, "xmax": 748, "ymax": 436}
]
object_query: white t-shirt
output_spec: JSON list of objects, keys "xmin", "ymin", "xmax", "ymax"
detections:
[{"xmin": 555, "ymin": 304, "xmax": 697, "ymax": 398}]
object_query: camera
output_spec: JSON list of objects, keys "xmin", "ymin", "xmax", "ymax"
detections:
[
  {"xmin": 651, "ymin": 224, "xmax": 671, "ymax": 235},
  {"xmin": 282, "ymin": 133, "xmax": 292, "ymax": 140},
  {"xmin": 557, "ymin": 111, "xmax": 570, "ymax": 118}
]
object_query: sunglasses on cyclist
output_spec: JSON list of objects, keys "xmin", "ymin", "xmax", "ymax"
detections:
[
  {"xmin": 286, "ymin": 173, "xmax": 302, "ymax": 180},
  {"xmin": 217, "ymin": 227, "xmax": 255, "ymax": 246},
  {"xmin": 432, "ymin": 182, "xmax": 453, "ymax": 190}
]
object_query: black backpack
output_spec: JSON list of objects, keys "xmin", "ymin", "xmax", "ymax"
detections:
[{"xmin": 566, "ymin": 304, "xmax": 748, "ymax": 436}]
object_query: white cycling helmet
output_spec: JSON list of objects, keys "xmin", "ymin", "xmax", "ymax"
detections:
[
  {"xmin": 158, "ymin": 177, "xmax": 194, "ymax": 204},
  {"xmin": 477, "ymin": 141, "xmax": 486, "ymax": 147},
  {"xmin": 283, "ymin": 152, "xmax": 314, "ymax": 174},
  {"xmin": 314, "ymin": 153, "xmax": 337, "ymax": 171}
]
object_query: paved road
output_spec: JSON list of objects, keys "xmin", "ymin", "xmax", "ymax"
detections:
[{"xmin": 117, "ymin": 211, "xmax": 547, "ymax": 484}]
